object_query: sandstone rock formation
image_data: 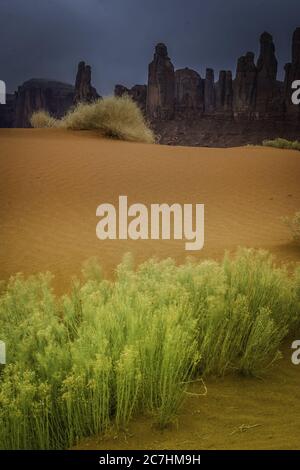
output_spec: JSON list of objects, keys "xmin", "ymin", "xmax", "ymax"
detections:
[
  {"xmin": 144, "ymin": 31, "xmax": 290, "ymax": 122},
  {"xmin": 204, "ymin": 68, "xmax": 216, "ymax": 113},
  {"xmin": 147, "ymin": 29, "xmax": 300, "ymax": 145},
  {"xmin": 146, "ymin": 43, "xmax": 175, "ymax": 119},
  {"xmin": 74, "ymin": 61, "xmax": 99, "ymax": 104},
  {"xmin": 255, "ymin": 32, "xmax": 281, "ymax": 116},
  {"xmin": 115, "ymin": 84, "xmax": 147, "ymax": 112},
  {"xmin": 233, "ymin": 52, "xmax": 257, "ymax": 115},
  {"xmin": 14, "ymin": 79, "xmax": 75, "ymax": 127},
  {"xmin": 130, "ymin": 85, "xmax": 147, "ymax": 113},
  {"xmin": 216, "ymin": 70, "xmax": 233, "ymax": 113},
  {"xmin": 12, "ymin": 61, "xmax": 99, "ymax": 127},
  {"xmin": 3, "ymin": 28, "xmax": 300, "ymax": 147},
  {"xmin": 0, "ymin": 93, "xmax": 15, "ymax": 127},
  {"xmin": 174, "ymin": 68, "xmax": 204, "ymax": 116},
  {"xmin": 284, "ymin": 27, "xmax": 300, "ymax": 119},
  {"xmin": 114, "ymin": 84, "xmax": 128, "ymax": 97}
]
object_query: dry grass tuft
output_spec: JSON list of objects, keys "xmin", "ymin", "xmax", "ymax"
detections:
[
  {"xmin": 30, "ymin": 110, "xmax": 58, "ymax": 128},
  {"xmin": 30, "ymin": 96, "xmax": 155, "ymax": 144}
]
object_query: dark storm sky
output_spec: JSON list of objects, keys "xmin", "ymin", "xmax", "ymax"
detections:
[{"xmin": 1, "ymin": 0, "xmax": 300, "ymax": 94}]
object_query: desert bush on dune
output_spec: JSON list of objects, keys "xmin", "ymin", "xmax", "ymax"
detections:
[
  {"xmin": 30, "ymin": 110, "xmax": 58, "ymax": 128},
  {"xmin": 263, "ymin": 138, "xmax": 300, "ymax": 151},
  {"xmin": 30, "ymin": 96, "xmax": 155, "ymax": 144},
  {"xmin": 62, "ymin": 96, "xmax": 155, "ymax": 143},
  {"xmin": 0, "ymin": 249, "xmax": 299, "ymax": 449}
]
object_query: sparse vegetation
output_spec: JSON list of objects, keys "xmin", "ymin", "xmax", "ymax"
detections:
[
  {"xmin": 30, "ymin": 110, "xmax": 58, "ymax": 129},
  {"xmin": 283, "ymin": 211, "xmax": 300, "ymax": 243},
  {"xmin": 0, "ymin": 249, "xmax": 299, "ymax": 449},
  {"xmin": 30, "ymin": 96, "xmax": 155, "ymax": 144},
  {"xmin": 263, "ymin": 138, "xmax": 300, "ymax": 151}
]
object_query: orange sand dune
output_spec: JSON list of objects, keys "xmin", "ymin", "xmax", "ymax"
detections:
[
  {"xmin": 1, "ymin": 129, "xmax": 300, "ymax": 289},
  {"xmin": 1, "ymin": 129, "xmax": 300, "ymax": 451}
]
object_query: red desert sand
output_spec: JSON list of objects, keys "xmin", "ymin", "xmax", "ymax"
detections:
[
  {"xmin": 1, "ymin": 129, "xmax": 300, "ymax": 287},
  {"xmin": 1, "ymin": 128, "xmax": 300, "ymax": 450}
]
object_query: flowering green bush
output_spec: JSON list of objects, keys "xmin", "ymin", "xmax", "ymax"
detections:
[{"xmin": 0, "ymin": 249, "xmax": 299, "ymax": 449}]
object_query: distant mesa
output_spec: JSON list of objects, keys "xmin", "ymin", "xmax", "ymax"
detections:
[
  {"xmin": 5, "ymin": 62, "xmax": 100, "ymax": 128},
  {"xmin": 1, "ymin": 29, "xmax": 300, "ymax": 146},
  {"xmin": 14, "ymin": 79, "xmax": 75, "ymax": 128}
]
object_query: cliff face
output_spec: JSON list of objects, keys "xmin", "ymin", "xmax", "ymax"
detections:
[
  {"xmin": 2, "ymin": 28, "xmax": 300, "ymax": 146},
  {"xmin": 204, "ymin": 68, "xmax": 216, "ymax": 114},
  {"xmin": 115, "ymin": 84, "xmax": 147, "ymax": 113},
  {"xmin": 14, "ymin": 79, "xmax": 75, "ymax": 127},
  {"xmin": 255, "ymin": 32, "xmax": 279, "ymax": 115},
  {"xmin": 146, "ymin": 43, "xmax": 175, "ymax": 120},
  {"xmin": 175, "ymin": 68, "xmax": 204, "ymax": 116},
  {"xmin": 233, "ymin": 52, "xmax": 256, "ymax": 115},
  {"xmin": 216, "ymin": 70, "xmax": 233, "ymax": 114},
  {"xmin": 74, "ymin": 61, "xmax": 99, "ymax": 104},
  {"xmin": 111, "ymin": 28, "xmax": 300, "ymax": 146},
  {"xmin": 143, "ymin": 32, "xmax": 285, "ymax": 121},
  {"xmin": 116, "ymin": 29, "xmax": 300, "ymax": 126},
  {"xmin": 2, "ymin": 61, "xmax": 100, "ymax": 128},
  {"xmin": 0, "ymin": 94, "xmax": 15, "ymax": 128}
]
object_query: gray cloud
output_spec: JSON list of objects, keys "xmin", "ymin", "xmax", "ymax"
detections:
[{"xmin": 1, "ymin": 0, "xmax": 300, "ymax": 94}]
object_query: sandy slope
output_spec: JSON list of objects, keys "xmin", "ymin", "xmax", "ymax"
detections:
[
  {"xmin": 1, "ymin": 129, "xmax": 300, "ymax": 450},
  {"xmin": 1, "ymin": 129, "xmax": 299, "ymax": 290},
  {"xmin": 75, "ymin": 341, "xmax": 300, "ymax": 450}
]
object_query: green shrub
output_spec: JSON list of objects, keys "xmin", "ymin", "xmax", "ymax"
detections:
[
  {"xmin": 30, "ymin": 96, "xmax": 155, "ymax": 144},
  {"xmin": 0, "ymin": 249, "xmax": 299, "ymax": 449},
  {"xmin": 263, "ymin": 138, "xmax": 300, "ymax": 151}
]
